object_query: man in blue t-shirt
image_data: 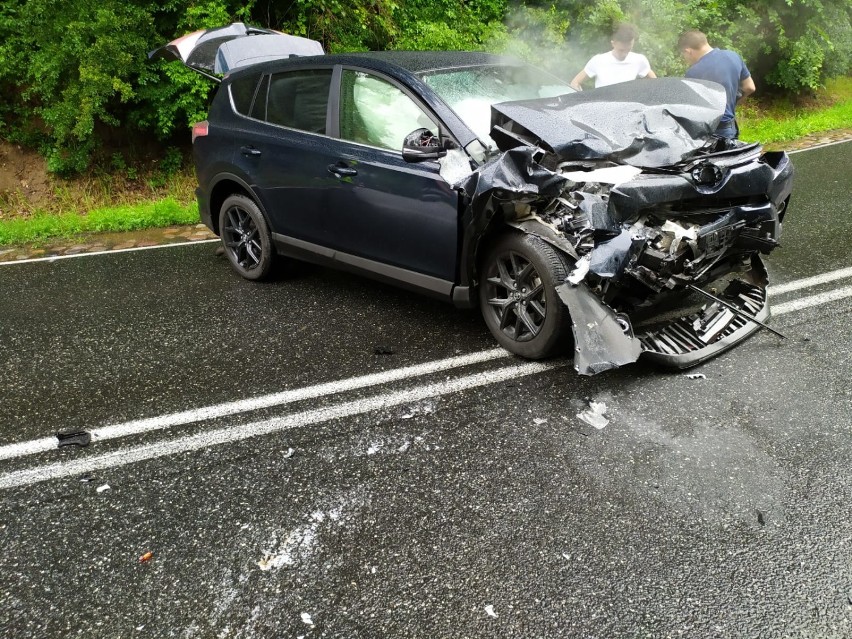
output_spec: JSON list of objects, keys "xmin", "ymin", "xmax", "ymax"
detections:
[{"xmin": 678, "ymin": 29, "xmax": 755, "ymax": 139}]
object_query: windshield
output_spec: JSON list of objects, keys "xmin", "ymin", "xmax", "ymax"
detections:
[{"xmin": 420, "ymin": 64, "xmax": 572, "ymax": 151}]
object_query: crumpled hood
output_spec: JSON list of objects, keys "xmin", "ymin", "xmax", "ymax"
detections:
[{"xmin": 490, "ymin": 78, "xmax": 727, "ymax": 168}]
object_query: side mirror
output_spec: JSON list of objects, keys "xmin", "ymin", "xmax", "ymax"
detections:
[{"xmin": 402, "ymin": 128, "xmax": 447, "ymax": 162}]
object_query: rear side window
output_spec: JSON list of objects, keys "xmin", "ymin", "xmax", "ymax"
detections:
[
  {"xmin": 265, "ymin": 69, "xmax": 332, "ymax": 134},
  {"xmin": 230, "ymin": 74, "xmax": 260, "ymax": 115}
]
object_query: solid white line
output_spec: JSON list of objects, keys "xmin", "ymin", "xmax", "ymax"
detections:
[
  {"xmin": 0, "ymin": 360, "xmax": 561, "ymax": 489},
  {"xmin": 1, "ymin": 267, "xmax": 850, "ymax": 464},
  {"xmin": 767, "ymin": 266, "xmax": 852, "ymax": 296},
  {"xmin": 0, "ymin": 239, "xmax": 219, "ymax": 266},
  {"xmin": 787, "ymin": 138, "xmax": 852, "ymax": 154},
  {"xmin": 0, "ymin": 348, "xmax": 509, "ymax": 461},
  {"xmin": 772, "ymin": 285, "xmax": 852, "ymax": 315}
]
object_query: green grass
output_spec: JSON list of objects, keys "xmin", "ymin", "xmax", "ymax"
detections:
[
  {"xmin": 739, "ymin": 77, "xmax": 852, "ymax": 143},
  {"xmin": 0, "ymin": 198, "xmax": 198, "ymax": 246}
]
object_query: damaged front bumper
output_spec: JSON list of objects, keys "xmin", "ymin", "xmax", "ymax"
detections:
[
  {"xmin": 456, "ymin": 141, "xmax": 793, "ymax": 376},
  {"xmin": 560, "ymin": 254, "xmax": 772, "ymax": 375}
]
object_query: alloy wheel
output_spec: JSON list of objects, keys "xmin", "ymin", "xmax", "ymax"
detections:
[
  {"xmin": 222, "ymin": 206, "xmax": 263, "ymax": 271},
  {"xmin": 483, "ymin": 250, "xmax": 547, "ymax": 342}
]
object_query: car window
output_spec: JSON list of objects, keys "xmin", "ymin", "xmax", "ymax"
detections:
[
  {"xmin": 265, "ymin": 69, "xmax": 332, "ymax": 134},
  {"xmin": 230, "ymin": 74, "xmax": 260, "ymax": 115},
  {"xmin": 339, "ymin": 70, "xmax": 438, "ymax": 152}
]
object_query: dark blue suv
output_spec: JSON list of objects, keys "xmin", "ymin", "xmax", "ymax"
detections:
[{"xmin": 154, "ymin": 25, "xmax": 794, "ymax": 375}]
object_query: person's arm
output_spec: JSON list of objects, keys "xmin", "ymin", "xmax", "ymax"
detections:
[
  {"xmin": 643, "ymin": 69, "xmax": 657, "ymax": 79},
  {"xmin": 570, "ymin": 69, "xmax": 588, "ymax": 91},
  {"xmin": 738, "ymin": 76, "xmax": 755, "ymax": 101}
]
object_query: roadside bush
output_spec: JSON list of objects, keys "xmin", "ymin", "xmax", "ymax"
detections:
[{"xmin": 0, "ymin": 0, "xmax": 850, "ymax": 174}]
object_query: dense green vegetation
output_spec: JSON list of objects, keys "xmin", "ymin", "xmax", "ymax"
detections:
[{"xmin": 1, "ymin": 0, "xmax": 851, "ymax": 174}]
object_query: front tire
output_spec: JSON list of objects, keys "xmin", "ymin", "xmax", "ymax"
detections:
[
  {"xmin": 219, "ymin": 194, "xmax": 275, "ymax": 281},
  {"xmin": 479, "ymin": 233, "xmax": 572, "ymax": 359}
]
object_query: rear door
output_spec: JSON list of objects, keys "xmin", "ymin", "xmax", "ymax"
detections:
[
  {"xmin": 324, "ymin": 67, "xmax": 462, "ymax": 283},
  {"xmin": 228, "ymin": 66, "xmax": 340, "ymax": 245}
]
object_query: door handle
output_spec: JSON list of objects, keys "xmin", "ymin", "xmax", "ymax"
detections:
[
  {"xmin": 327, "ymin": 163, "xmax": 357, "ymax": 177},
  {"xmin": 241, "ymin": 146, "xmax": 262, "ymax": 157}
]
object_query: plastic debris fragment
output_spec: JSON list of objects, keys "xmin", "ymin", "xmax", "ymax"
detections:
[
  {"xmin": 685, "ymin": 373, "xmax": 707, "ymax": 380},
  {"xmin": 139, "ymin": 551, "xmax": 154, "ymax": 563},
  {"xmin": 576, "ymin": 401, "xmax": 609, "ymax": 429},
  {"xmin": 56, "ymin": 431, "xmax": 91, "ymax": 448},
  {"xmin": 373, "ymin": 346, "xmax": 395, "ymax": 355},
  {"xmin": 301, "ymin": 612, "xmax": 314, "ymax": 626},
  {"xmin": 485, "ymin": 605, "xmax": 498, "ymax": 618},
  {"xmin": 283, "ymin": 448, "xmax": 295, "ymax": 459},
  {"xmin": 96, "ymin": 484, "xmax": 111, "ymax": 493}
]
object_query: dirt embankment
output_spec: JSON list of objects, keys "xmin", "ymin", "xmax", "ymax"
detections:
[{"xmin": 0, "ymin": 141, "xmax": 52, "ymax": 216}]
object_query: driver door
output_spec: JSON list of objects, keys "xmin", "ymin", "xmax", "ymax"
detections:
[{"xmin": 324, "ymin": 68, "xmax": 461, "ymax": 284}]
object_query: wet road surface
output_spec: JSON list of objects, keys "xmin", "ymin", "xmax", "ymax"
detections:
[{"xmin": 1, "ymin": 141, "xmax": 851, "ymax": 637}]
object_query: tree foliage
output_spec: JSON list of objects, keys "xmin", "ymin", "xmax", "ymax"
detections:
[{"xmin": 0, "ymin": 0, "xmax": 850, "ymax": 173}]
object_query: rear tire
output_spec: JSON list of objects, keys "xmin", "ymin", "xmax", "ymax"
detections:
[
  {"xmin": 479, "ymin": 233, "xmax": 572, "ymax": 359},
  {"xmin": 219, "ymin": 194, "xmax": 275, "ymax": 281}
]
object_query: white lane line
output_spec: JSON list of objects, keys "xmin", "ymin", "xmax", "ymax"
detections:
[
  {"xmin": 1, "ymin": 266, "xmax": 850, "ymax": 464},
  {"xmin": 0, "ymin": 239, "xmax": 218, "ymax": 266},
  {"xmin": 773, "ymin": 285, "xmax": 852, "ymax": 315},
  {"xmin": 787, "ymin": 138, "xmax": 852, "ymax": 154},
  {"xmin": 0, "ymin": 360, "xmax": 561, "ymax": 490},
  {"xmin": 0, "ymin": 348, "xmax": 508, "ymax": 461},
  {"xmin": 767, "ymin": 266, "xmax": 852, "ymax": 296}
]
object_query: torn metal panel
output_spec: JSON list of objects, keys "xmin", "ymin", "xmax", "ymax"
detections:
[
  {"xmin": 608, "ymin": 152, "xmax": 794, "ymax": 224},
  {"xmin": 588, "ymin": 229, "xmax": 643, "ymax": 280},
  {"xmin": 490, "ymin": 78, "xmax": 727, "ymax": 168},
  {"xmin": 556, "ymin": 282, "xmax": 642, "ymax": 376}
]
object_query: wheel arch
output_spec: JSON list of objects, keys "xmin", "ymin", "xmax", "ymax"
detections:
[{"xmin": 208, "ymin": 174, "xmax": 269, "ymax": 235}]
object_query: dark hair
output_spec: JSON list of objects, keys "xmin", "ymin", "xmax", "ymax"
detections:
[
  {"xmin": 612, "ymin": 24, "xmax": 638, "ymax": 44},
  {"xmin": 678, "ymin": 29, "xmax": 708, "ymax": 50}
]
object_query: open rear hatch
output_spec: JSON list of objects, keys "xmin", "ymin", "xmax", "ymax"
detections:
[{"xmin": 149, "ymin": 22, "xmax": 324, "ymax": 80}]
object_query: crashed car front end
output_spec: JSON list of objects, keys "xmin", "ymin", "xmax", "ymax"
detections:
[{"xmin": 459, "ymin": 78, "xmax": 794, "ymax": 375}]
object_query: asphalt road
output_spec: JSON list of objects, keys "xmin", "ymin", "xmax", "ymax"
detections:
[{"xmin": 1, "ymin": 141, "xmax": 851, "ymax": 638}]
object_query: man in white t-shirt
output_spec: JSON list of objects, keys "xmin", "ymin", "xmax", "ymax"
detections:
[{"xmin": 570, "ymin": 24, "xmax": 656, "ymax": 90}]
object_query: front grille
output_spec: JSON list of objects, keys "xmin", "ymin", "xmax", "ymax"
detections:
[{"xmin": 639, "ymin": 282, "xmax": 765, "ymax": 356}]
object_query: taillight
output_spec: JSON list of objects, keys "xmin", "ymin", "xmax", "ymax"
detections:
[{"xmin": 191, "ymin": 120, "xmax": 209, "ymax": 143}]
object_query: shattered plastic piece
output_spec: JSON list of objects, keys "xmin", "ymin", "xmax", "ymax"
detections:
[
  {"xmin": 301, "ymin": 612, "xmax": 315, "ymax": 626},
  {"xmin": 556, "ymin": 282, "xmax": 642, "ymax": 375},
  {"xmin": 566, "ymin": 255, "xmax": 590, "ymax": 285},
  {"xmin": 485, "ymin": 605, "xmax": 498, "ymax": 618},
  {"xmin": 374, "ymin": 346, "xmax": 395, "ymax": 355},
  {"xmin": 684, "ymin": 373, "xmax": 707, "ymax": 380},
  {"xmin": 576, "ymin": 401, "xmax": 609, "ymax": 430},
  {"xmin": 283, "ymin": 448, "xmax": 295, "ymax": 459},
  {"xmin": 439, "ymin": 148, "xmax": 474, "ymax": 184},
  {"xmin": 139, "ymin": 552, "xmax": 154, "ymax": 563},
  {"xmin": 56, "ymin": 431, "xmax": 91, "ymax": 448},
  {"xmin": 562, "ymin": 553, "xmax": 571, "ymax": 561},
  {"xmin": 533, "ymin": 418, "xmax": 547, "ymax": 425},
  {"xmin": 96, "ymin": 484, "xmax": 111, "ymax": 493}
]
